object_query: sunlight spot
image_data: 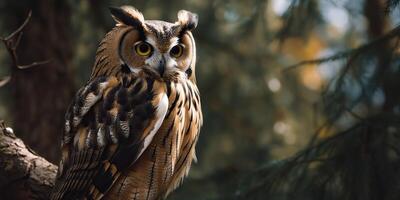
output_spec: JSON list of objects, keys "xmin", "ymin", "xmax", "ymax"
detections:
[
  {"xmin": 267, "ymin": 77, "xmax": 281, "ymax": 92},
  {"xmin": 274, "ymin": 121, "xmax": 289, "ymax": 135},
  {"xmin": 271, "ymin": 0, "xmax": 291, "ymax": 16},
  {"xmin": 317, "ymin": 49, "xmax": 343, "ymax": 81},
  {"xmin": 224, "ymin": 9, "xmax": 240, "ymax": 22},
  {"xmin": 372, "ymin": 89, "xmax": 385, "ymax": 107},
  {"xmin": 321, "ymin": 1, "xmax": 350, "ymax": 34},
  {"xmin": 274, "ymin": 121, "xmax": 296, "ymax": 145},
  {"xmin": 300, "ymin": 66, "xmax": 323, "ymax": 91}
]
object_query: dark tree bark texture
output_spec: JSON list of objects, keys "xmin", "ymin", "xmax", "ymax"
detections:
[
  {"xmin": 0, "ymin": 121, "xmax": 57, "ymax": 200},
  {"xmin": 2, "ymin": 0, "xmax": 75, "ymax": 163}
]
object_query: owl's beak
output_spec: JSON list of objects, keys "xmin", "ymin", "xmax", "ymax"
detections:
[{"xmin": 158, "ymin": 56, "xmax": 166, "ymax": 77}]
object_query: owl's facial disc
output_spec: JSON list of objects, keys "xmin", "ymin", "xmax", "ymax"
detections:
[
  {"xmin": 109, "ymin": 6, "xmax": 198, "ymax": 80},
  {"xmin": 143, "ymin": 36, "xmax": 180, "ymax": 77}
]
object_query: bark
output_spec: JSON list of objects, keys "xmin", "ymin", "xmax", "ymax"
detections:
[
  {"xmin": 3, "ymin": 0, "xmax": 75, "ymax": 163},
  {"xmin": 0, "ymin": 121, "xmax": 57, "ymax": 200}
]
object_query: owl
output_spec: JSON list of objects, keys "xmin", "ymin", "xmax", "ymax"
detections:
[{"xmin": 51, "ymin": 6, "xmax": 202, "ymax": 200}]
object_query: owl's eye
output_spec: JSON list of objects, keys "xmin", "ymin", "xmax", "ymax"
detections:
[
  {"xmin": 170, "ymin": 45, "xmax": 184, "ymax": 58},
  {"xmin": 135, "ymin": 42, "xmax": 152, "ymax": 56}
]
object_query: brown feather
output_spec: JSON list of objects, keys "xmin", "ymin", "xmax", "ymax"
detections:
[
  {"xmin": 104, "ymin": 74, "xmax": 202, "ymax": 200},
  {"xmin": 52, "ymin": 6, "xmax": 201, "ymax": 200}
]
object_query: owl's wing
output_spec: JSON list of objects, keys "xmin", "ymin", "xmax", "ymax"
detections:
[{"xmin": 51, "ymin": 75, "xmax": 168, "ymax": 200}]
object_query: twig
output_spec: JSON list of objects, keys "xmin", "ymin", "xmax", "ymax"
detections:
[
  {"xmin": 282, "ymin": 24, "xmax": 400, "ymax": 72},
  {"xmin": 0, "ymin": 10, "xmax": 50, "ymax": 88},
  {"xmin": 17, "ymin": 60, "xmax": 51, "ymax": 69},
  {"xmin": 3, "ymin": 11, "xmax": 32, "ymax": 41},
  {"xmin": 385, "ymin": 0, "xmax": 400, "ymax": 13},
  {"xmin": 344, "ymin": 105, "xmax": 364, "ymax": 121},
  {"xmin": 283, "ymin": 51, "xmax": 351, "ymax": 71},
  {"xmin": 0, "ymin": 76, "xmax": 11, "ymax": 88}
]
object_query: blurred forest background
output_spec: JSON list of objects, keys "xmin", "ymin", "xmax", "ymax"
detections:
[{"xmin": 0, "ymin": 0, "xmax": 399, "ymax": 199}]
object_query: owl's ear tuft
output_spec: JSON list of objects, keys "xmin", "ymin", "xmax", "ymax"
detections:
[
  {"xmin": 109, "ymin": 6, "xmax": 145, "ymax": 28},
  {"xmin": 177, "ymin": 10, "xmax": 198, "ymax": 31}
]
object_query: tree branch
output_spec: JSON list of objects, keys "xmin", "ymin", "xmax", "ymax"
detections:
[
  {"xmin": 0, "ymin": 121, "xmax": 57, "ymax": 200},
  {"xmin": 0, "ymin": 10, "xmax": 50, "ymax": 88}
]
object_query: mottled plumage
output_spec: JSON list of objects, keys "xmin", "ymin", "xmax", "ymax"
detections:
[{"xmin": 51, "ymin": 6, "xmax": 202, "ymax": 200}]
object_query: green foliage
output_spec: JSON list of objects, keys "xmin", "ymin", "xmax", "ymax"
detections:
[{"xmin": 231, "ymin": 1, "xmax": 400, "ymax": 200}]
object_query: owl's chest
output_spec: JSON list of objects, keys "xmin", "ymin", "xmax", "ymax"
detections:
[{"xmin": 106, "ymin": 81, "xmax": 202, "ymax": 200}]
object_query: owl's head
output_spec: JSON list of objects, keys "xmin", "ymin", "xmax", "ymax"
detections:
[{"xmin": 91, "ymin": 6, "xmax": 198, "ymax": 82}]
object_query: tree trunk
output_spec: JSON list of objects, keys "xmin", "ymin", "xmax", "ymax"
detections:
[
  {"xmin": 2, "ymin": 0, "xmax": 75, "ymax": 163},
  {"xmin": 364, "ymin": 0, "xmax": 399, "ymax": 112}
]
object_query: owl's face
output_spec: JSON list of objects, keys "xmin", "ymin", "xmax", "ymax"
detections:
[{"xmin": 93, "ymin": 6, "xmax": 198, "ymax": 82}]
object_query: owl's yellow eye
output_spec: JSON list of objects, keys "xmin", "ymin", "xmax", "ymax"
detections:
[
  {"xmin": 170, "ymin": 45, "xmax": 184, "ymax": 58},
  {"xmin": 135, "ymin": 42, "xmax": 152, "ymax": 56}
]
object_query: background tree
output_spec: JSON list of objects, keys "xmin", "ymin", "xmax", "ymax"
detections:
[{"xmin": 0, "ymin": 0, "xmax": 75, "ymax": 162}]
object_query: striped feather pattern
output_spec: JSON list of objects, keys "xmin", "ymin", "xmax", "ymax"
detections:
[
  {"xmin": 104, "ymin": 74, "xmax": 202, "ymax": 200},
  {"xmin": 51, "ymin": 74, "xmax": 169, "ymax": 199},
  {"xmin": 51, "ymin": 72, "xmax": 202, "ymax": 200},
  {"xmin": 52, "ymin": 6, "xmax": 202, "ymax": 200}
]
